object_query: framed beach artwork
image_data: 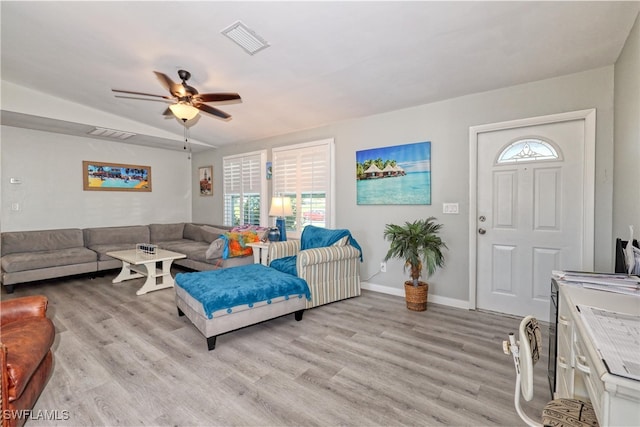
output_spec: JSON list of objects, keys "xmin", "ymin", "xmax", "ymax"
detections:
[
  {"xmin": 83, "ymin": 161, "xmax": 151, "ymax": 192},
  {"xmin": 199, "ymin": 166, "xmax": 213, "ymax": 196},
  {"xmin": 356, "ymin": 141, "xmax": 431, "ymax": 205}
]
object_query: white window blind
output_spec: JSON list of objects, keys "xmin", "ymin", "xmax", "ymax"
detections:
[
  {"xmin": 272, "ymin": 138, "xmax": 334, "ymax": 235},
  {"xmin": 223, "ymin": 151, "xmax": 266, "ymax": 226}
]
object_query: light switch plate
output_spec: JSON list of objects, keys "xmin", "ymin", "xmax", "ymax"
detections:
[{"xmin": 443, "ymin": 203, "xmax": 459, "ymax": 214}]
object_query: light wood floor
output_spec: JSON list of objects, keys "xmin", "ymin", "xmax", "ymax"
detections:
[{"xmin": 4, "ymin": 271, "xmax": 550, "ymax": 426}]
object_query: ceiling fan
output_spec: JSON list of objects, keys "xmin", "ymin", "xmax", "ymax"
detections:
[{"xmin": 112, "ymin": 69, "xmax": 241, "ymax": 121}]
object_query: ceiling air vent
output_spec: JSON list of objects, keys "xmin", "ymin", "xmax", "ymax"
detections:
[
  {"xmin": 221, "ymin": 21, "xmax": 270, "ymax": 55},
  {"xmin": 88, "ymin": 127, "xmax": 136, "ymax": 140}
]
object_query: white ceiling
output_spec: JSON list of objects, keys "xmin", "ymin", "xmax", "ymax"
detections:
[{"xmin": 1, "ymin": 1, "xmax": 639, "ymax": 152}]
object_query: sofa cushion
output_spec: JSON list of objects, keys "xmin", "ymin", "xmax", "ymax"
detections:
[
  {"xmin": 200, "ymin": 226, "xmax": 227, "ymax": 243},
  {"xmin": 1, "ymin": 247, "xmax": 97, "ymax": 273},
  {"xmin": 149, "ymin": 223, "xmax": 185, "ymax": 243},
  {"xmin": 1, "ymin": 229, "xmax": 84, "ymax": 255},
  {"xmin": 158, "ymin": 241, "xmax": 210, "ymax": 262},
  {"xmin": 1, "ymin": 317, "xmax": 55, "ymax": 402},
  {"xmin": 156, "ymin": 239, "xmax": 193, "ymax": 250},
  {"xmin": 83, "ymin": 226, "xmax": 150, "ymax": 247},
  {"xmin": 269, "ymin": 256, "xmax": 298, "ymax": 277},
  {"xmin": 87, "ymin": 244, "xmax": 138, "ymax": 261},
  {"xmin": 183, "ymin": 223, "xmax": 203, "ymax": 242},
  {"xmin": 201, "ymin": 226, "xmax": 228, "ymax": 236}
]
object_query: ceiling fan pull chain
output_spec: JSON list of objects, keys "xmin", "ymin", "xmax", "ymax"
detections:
[
  {"xmin": 183, "ymin": 119, "xmax": 188, "ymax": 150},
  {"xmin": 187, "ymin": 126, "xmax": 192, "ymax": 160},
  {"xmin": 182, "ymin": 119, "xmax": 192, "ymax": 160}
]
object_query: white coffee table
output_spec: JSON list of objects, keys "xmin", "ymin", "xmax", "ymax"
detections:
[{"xmin": 106, "ymin": 248, "xmax": 186, "ymax": 296}]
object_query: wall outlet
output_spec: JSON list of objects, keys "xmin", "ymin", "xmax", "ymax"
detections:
[{"xmin": 380, "ymin": 261, "xmax": 387, "ymax": 273}]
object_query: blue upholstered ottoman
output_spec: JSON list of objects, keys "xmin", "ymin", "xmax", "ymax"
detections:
[{"xmin": 174, "ymin": 264, "xmax": 310, "ymax": 350}]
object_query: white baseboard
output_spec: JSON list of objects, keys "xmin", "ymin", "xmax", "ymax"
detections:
[{"xmin": 361, "ymin": 281, "xmax": 470, "ymax": 310}]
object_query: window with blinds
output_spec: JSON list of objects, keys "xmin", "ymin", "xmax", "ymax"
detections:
[
  {"xmin": 223, "ymin": 150, "xmax": 267, "ymax": 226},
  {"xmin": 272, "ymin": 138, "xmax": 334, "ymax": 236}
]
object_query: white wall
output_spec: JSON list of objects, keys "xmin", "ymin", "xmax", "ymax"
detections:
[
  {"xmin": 194, "ymin": 67, "xmax": 615, "ymax": 304},
  {"xmin": 613, "ymin": 13, "xmax": 640, "ymax": 240},
  {"xmin": 1, "ymin": 126, "xmax": 192, "ymax": 231}
]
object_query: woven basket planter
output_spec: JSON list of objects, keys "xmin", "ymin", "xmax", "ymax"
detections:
[{"xmin": 404, "ymin": 281, "xmax": 428, "ymax": 311}]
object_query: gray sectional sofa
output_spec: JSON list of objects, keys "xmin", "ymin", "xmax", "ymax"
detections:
[
  {"xmin": 1, "ymin": 223, "xmax": 253, "ymax": 293},
  {"xmin": 0, "ymin": 228, "xmax": 98, "ymax": 292}
]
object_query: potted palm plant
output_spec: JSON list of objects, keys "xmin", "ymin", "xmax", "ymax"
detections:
[{"xmin": 383, "ymin": 217, "xmax": 447, "ymax": 311}]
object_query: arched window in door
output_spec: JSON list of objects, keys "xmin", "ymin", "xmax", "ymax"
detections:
[{"xmin": 496, "ymin": 138, "xmax": 561, "ymax": 164}]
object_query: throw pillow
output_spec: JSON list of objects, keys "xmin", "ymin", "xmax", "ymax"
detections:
[
  {"xmin": 222, "ymin": 231, "xmax": 261, "ymax": 258},
  {"xmin": 231, "ymin": 224, "xmax": 270, "ymax": 242},
  {"xmin": 332, "ymin": 236, "xmax": 350, "ymax": 246},
  {"xmin": 205, "ymin": 238, "xmax": 225, "ymax": 260}
]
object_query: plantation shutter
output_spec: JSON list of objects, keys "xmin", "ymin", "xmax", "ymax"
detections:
[
  {"xmin": 272, "ymin": 138, "xmax": 333, "ymax": 235},
  {"xmin": 223, "ymin": 151, "xmax": 265, "ymax": 226},
  {"xmin": 224, "ymin": 158, "xmax": 241, "ymax": 194}
]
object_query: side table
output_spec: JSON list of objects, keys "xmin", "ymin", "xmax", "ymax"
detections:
[{"xmin": 246, "ymin": 241, "xmax": 271, "ymax": 266}]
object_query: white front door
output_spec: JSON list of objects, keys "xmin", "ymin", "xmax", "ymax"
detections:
[{"xmin": 472, "ymin": 111, "xmax": 595, "ymax": 321}]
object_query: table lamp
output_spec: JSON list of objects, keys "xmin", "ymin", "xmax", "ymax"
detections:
[{"xmin": 269, "ymin": 196, "xmax": 292, "ymax": 241}]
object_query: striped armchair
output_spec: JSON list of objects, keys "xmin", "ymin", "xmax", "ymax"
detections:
[{"xmin": 268, "ymin": 239, "xmax": 361, "ymax": 308}]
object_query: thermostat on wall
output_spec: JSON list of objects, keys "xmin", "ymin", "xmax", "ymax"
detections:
[{"xmin": 10, "ymin": 178, "xmax": 22, "ymax": 184}]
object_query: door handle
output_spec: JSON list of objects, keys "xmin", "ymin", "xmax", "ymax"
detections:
[{"xmin": 478, "ymin": 228, "xmax": 486, "ymax": 235}]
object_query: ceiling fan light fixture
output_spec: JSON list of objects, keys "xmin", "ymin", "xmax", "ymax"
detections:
[
  {"xmin": 169, "ymin": 103, "xmax": 199, "ymax": 121},
  {"xmin": 221, "ymin": 21, "xmax": 270, "ymax": 55}
]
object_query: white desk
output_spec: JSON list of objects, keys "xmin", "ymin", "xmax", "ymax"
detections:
[{"xmin": 556, "ymin": 283, "xmax": 640, "ymax": 426}]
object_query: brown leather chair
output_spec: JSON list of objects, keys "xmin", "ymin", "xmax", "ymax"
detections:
[{"xmin": 1, "ymin": 296, "xmax": 55, "ymax": 427}]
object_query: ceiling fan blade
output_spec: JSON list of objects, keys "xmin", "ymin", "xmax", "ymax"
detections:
[
  {"xmin": 114, "ymin": 95, "xmax": 172, "ymax": 103},
  {"xmin": 161, "ymin": 107, "xmax": 172, "ymax": 116},
  {"xmin": 195, "ymin": 103, "xmax": 231, "ymax": 120},
  {"xmin": 153, "ymin": 71, "xmax": 182, "ymax": 97},
  {"xmin": 112, "ymin": 89, "xmax": 172, "ymax": 99},
  {"xmin": 196, "ymin": 93, "xmax": 241, "ymax": 103}
]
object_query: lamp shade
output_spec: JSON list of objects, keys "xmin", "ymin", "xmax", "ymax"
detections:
[
  {"xmin": 169, "ymin": 103, "xmax": 199, "ymax": 121},
  {"xmin": 269, "ymin": 196, "xmax": 292, "ymax": 217}
]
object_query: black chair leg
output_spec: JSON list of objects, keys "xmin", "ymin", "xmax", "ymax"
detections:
[
  {"xmin": 295, "ymin": 309, "xmax": 304, "ymax": 321},
  {"xmin": 207, "ymin": 336, "xmax": 217, "ymax": 351}
]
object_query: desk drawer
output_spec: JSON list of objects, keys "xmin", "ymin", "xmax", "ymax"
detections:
[
  {"xmin": 573, "ymin": 334, "xmax": 604, "ymax": 419},
  {"xmin": 555, "ymin": 361, "xmax": 573, "ymax": 399}
]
